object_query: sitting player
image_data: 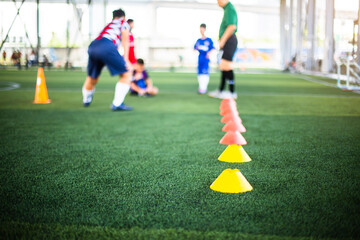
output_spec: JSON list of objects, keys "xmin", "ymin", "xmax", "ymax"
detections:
[{"xmin": 130, "ymin": 59, "xmax": 158, "ymax": 96}]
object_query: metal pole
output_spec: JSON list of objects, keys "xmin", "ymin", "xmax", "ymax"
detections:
[
  {"xmin": 288, "ymin": 0, "xmax": 293, "ymax": 63},
  {"xmin": 337, "ymin": 61, "xmax": 341, "ymax": 87},
  {"xmin": 36, "ymin": 0, "xmax": 40, "ymax": 63},
  {"xmin": 346, "ymin": 56, "xmax": 350, "ymax": 89},
  {"xmin": 322, "ymin": 0, "xmax": 334, "ymax": 73},
  {"xmin": 296, "ymin": 0, "xmax": 302, "ymax": 71},
  {"xmin": 104, "ymin": 0, "xmax": 107, "ymax": 26},
  {"xmin": 280, "ymin": 0, "xmax": 287, "ymax": 69},
  {"xmin": 66, "ymin": 0, "xmax": 70, "ymax": 69},
  {"xmin": 88, "ymin": 0, "xmax": 92, "ymax": 42},
  {"xmin": 0, "ymin": 0, "xmax": 26, "ymax": 53},
  {"xmin": 12, "ymin": 1, "xmax": 35, "ymax": 51},
  {"xmin": 306, "ymin": 0, "xmax": 315, "ymax": 70},
  {"xmin": 357, "ymin": 2, "xmax": 360, "ymax": 66}
]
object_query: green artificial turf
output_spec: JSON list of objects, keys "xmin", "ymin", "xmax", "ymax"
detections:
[{"xmin": 0, "ymin": 69, "xmax": 359, "ymax": 239}]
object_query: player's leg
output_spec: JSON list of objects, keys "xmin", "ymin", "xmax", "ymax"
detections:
[
  {"xmin": 198, "ymin": 74, "xmax": 209, "ymax": 94},
  {"xmin": 111, "ymin": 71, "xmax": 133, "ymax": 110},
  {"xmin": 82, "ymin": 76, "xmax": 99, "ymax": 106},
  {"xmin": 197, "ymin": 61, "xmax": 210, "ymax": 94},
  {"xmin": 219, "ymin": 35, "xmax": 238, "ymax": 99},
  {"xmin": 82, "ymin": 44, "xmax": 104, "ymax": 107},
  {"xmin": 219, "ymin": 59, "xmax": 234, "ymax": 99},
  {"xmin": 147, "ymin": 86, "xmax": 159, "ymax": 96},
  {"xmin": 98, "ymin": 39, "xmax": 133, "ymax": 111}
]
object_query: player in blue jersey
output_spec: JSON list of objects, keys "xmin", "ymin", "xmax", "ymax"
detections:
[
  {"xmin": 130, "ymin": 59, "xmax": 158, "ymax": 96},
  {"xmin": 194, "ymin": 23, "xmax": 215, "ymax": 94}
]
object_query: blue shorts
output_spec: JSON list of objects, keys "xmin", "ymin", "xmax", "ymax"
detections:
[
  {"xmin": 87, "ymin": 38, "xmax": 127, "ymax": 78},
  {"xmin": 198, "ymin": 56, "xmax": 210, "ymax": 75}
]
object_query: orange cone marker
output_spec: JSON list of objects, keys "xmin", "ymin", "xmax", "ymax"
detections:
[
  {"xmin": 221, "ymin": 98, "xmax": 236, "ymax": 106},
  {"xmin": 220, "ymin": 100, "xmax": 236, "ymax": 110},
  {"xmin": 221, "ymin": 112, "xmax": 242, "ymax": 124},
  {"xmin": 222, "ymin": 120, "xmax": 246, "ymax": 133},
  {"xmin": 33, "ymin": 67, "xmax": 51, "ymax": 104},
  {"xmin": 219, "ymin": 131, "xmax": 247, "ymax": 145},
  {"xmin": 220, "ymin": 104, "xmax": 238, "ymax": 116}
]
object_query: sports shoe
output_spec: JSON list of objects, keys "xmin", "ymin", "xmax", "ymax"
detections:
[
  {"xmin": 198, "ymin": 88, "xmax": 206, "ymax": 94},
  {"xmin": 83, "ymin": 96, "xmax": 93, "ymax": 107},
  {"xmin": 231, "ymin": 92, "xmax": 238, "ymax": 99},
  {"xmin": 218, "ymin": 91, "xmax": 233, "ymax": 99},
  {"xmin": 208, "ymin": 89, "xmax": 221, "ymax": 98},
  {"xmin": 111, "ymin": 103, "xmax": 133, "ymax": 111}
]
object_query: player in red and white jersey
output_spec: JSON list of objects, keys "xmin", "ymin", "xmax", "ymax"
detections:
[
  {"xmin": 82, "ymin": 8, "xmax": 133, "ymax": 111},
  {"xmin": 127, "ymin": 19, "xmax": 136, "ymax": 65},
  {"xmin": 96, "ymin": 17, "xmax": 129, "ymax": 47}
]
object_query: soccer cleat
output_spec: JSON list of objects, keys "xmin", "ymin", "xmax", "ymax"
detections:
[
  {"xmin": 111, "ymin": 103, "xmax": 133, "ymax": 111},
  {"xmin": 218, "ymin": 91, "xmax": 233, "ymax": 99},
  {"xmin": 198, "ymin": 88, "xmax": 206, "ymax": 94},
  {"xmin": 83, "ymin": 95, "xmax": 93, "ymax": 107},
  {"xmin": 231, "ymin": 92, "xmax": 238, "ymax": 99},
  {"xmin": 208, "ymin": 89, "xmax": 221, "ymax": 98}
]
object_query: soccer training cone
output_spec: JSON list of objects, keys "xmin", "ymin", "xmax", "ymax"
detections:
[
  {"xmin": 218, "ymin": 145, "xmax": 251, "ymax": 163},
  {"xmin": 220, "ymin": 99, "xmax": 236, "ymax": 110},
  {"xmin": 221, "ymin": 98, "xmax": 236, "ymax": 106},
  {"xmin": 220, "ymin": 104, "xmax": 238, "ymax": 116},
  {"xmin": 219, "ymin": 103, "xmax": 237, "ymax": 113},
  {"xmin": 33, "ymin": 67, "xmax": 51, "ymax": 104},
  {"xmin": 210, "ymin": 168, "xmax": 253, "ymax": 193},
  {"xmin": 219, "ymin": 131, "xmax": 247, "ymax": 145},
  {"xmin": 222, "ymin": 120, "xmax": 246, "ymax": 133},
  {"xmin": 221, "ymin": 112, "xmax": 242, "ymax": 124}
]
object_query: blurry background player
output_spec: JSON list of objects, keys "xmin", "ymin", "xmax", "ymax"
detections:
[
  {"xmin": 209, "ymin": 0, "xmax": 238, "ymax": 99},
  {"xmin": 82, "ymin": 8, "xmax": 133, "ymax": 111},
  {"xmin": 130, "ymin": 58, "xmax": 158, "ymax": 96},
  {"xmin": 127, "ymin": 19, "xmax": 137, "ymax": 65},
  {"xmin": 194, "ymin": 23, "xmax": 214, "ymax": 94}
]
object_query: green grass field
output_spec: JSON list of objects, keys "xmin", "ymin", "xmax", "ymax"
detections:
[{"xmin": 0, "ymin": 69, "xmax": 359, "ymax": 239}]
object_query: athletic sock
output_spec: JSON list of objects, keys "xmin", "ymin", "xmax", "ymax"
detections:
[
  {"xmin": 227, "ymin": 70, "xmax": 235, "ymax": 93},
  {"xmin": 198, "ymin": 74, "xmax": 209, "ymax": 93},
  {"xmin": 219, "ymin": 71, "xmax": 226, "ymax": 91},
  {"xmin": 82, "ymin": 87, "xmax": 95, "ymax": 103},
  {"xmin": 112, "ymin": 82, "xmax": 130, "ymax": 107}
]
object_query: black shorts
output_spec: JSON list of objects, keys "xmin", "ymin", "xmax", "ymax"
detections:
[{"xmin": 221, "ymin": 34, "xmax": 238, "ymax": 61}]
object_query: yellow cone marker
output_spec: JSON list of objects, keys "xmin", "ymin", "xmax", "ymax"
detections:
[
  {"xmin": 210, "ymin": 169, "xmax": 253, "ymax": 193},
  {"xmin": 218, "ymin": 145, "xmax": 251, "ymax": 163}
]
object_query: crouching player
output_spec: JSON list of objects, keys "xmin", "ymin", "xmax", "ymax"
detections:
[
  {"xmin": 194, "ymin": 23, "xmax": 215, "ymax": 94},
  {"xmin": 130, "ymin": 59, "xmax": 158, "ymax": 96},
  {"xmin": 82, "ymin": 8, "xmax": 133, "ymax": 111}
]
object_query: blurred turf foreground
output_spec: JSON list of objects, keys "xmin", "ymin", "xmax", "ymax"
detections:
[{"xmin": 0, "ymin": 69, "xmax": 359, "ymax": 239}]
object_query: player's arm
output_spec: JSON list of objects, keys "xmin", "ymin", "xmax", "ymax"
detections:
[
  {"xmin": 145, "ymin": 78, "xmax": 153, "ymax": 92},
  {"xmin": 206, "ymin": 40, "xmax": 216, "ymax": 58},
  {"xmin": 194, "ymin": 40, "xmax": 199, "ymax": 51},
  {"xmin": 121, "ymin": 28, "xmax": 130, "ymax": 64},
  {"xmin": 219, "ymin": 25, "xmax": 236, "ymax": 49},
  {"xmin": 206, "ymin": 49, "xmax": 215, "ymax": 59}
]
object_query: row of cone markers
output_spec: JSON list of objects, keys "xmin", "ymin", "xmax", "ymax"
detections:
[
  {"xmin": 209, "ymin": 98, "xmax": 253, "ymax": 193},
  {"xmin": 32, "ymin": 68, "xmax": 253, "ymax": 193}
]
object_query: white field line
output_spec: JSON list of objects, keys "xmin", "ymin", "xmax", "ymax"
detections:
[
  {"xmin": 296, "ymin": 74, "xmax": 360, "ymax": 95},
  {"xmin": 0, "ymin": 82, "xmax": 20, "ymax": 91},
  {"xmin": 296, "ymin": 74, "xmax": 339, "ymax": 88},
  {"xmin": 10, "ymin": 87, "xmax": 360, "ymax": 98}
]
